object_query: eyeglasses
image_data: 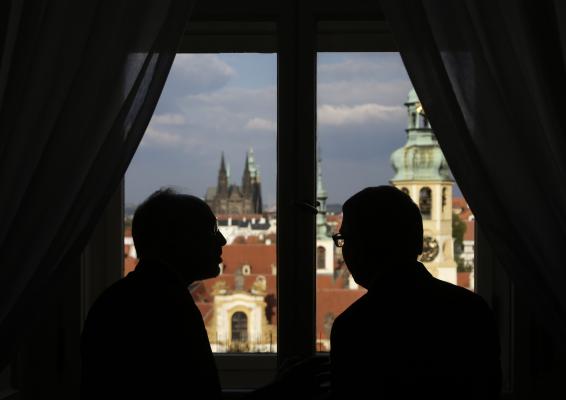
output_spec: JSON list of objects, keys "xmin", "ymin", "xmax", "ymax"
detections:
[{"xmin": 332, "ymin": 233, "xmax": 345, "ymax": 247}]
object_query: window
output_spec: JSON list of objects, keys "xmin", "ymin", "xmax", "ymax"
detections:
[
  {"xmin": 125, "ymin": 52, "xmax": 277, "ymax": 361},
  {"xmin": 231, "ymin": 312, "xmax": 249, "ymax": 343},
  {"xmin": 316, "ymin": 246, "xmax": 326, "ymax": 270},
  {"xmin": 419, "ymin": 187, "xmax": 432, "ymax": 218},
  {"xmin": 82, "ymin": 2, "xmax": 488, "ymax": 393},
  {"xmin": 241, "ymin": 264, "xmax": 251, "ymax": 276}
]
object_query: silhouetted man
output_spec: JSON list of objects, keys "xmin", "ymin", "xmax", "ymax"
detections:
[
  {"xmin": 330, "ymin": 186, "xmax": 501, "ymax": 399},
  {"xmin": 81, "ymin": 189, "xmax": 226, "ymax": 399}
]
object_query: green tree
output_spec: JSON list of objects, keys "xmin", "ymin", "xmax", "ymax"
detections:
[{"xmin": 452, "ymin": 213, "xmax": 468, "ymax": 271}]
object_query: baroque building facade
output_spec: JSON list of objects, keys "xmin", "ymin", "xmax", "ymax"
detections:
[
  {"xmin": 390, "ymin": 89, "xmax": 458, "ymax": 284},
  {"xmin": 205, "ymin": 149, "xmax": 263, "ymax": 215}
]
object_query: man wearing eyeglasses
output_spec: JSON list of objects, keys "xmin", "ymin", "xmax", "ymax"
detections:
[
  {"xmin": 81, "ymin": 188, "xmax": 227, "ymax": 399},
  {"xmin": 330, "ymin": 186, "xmax": 501, "ymax": 399}
]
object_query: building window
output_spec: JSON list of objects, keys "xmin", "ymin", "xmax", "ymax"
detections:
[
  {"xmin": 316, "ymin": 246, "xmax": 326, "ymax": 270},
  {"xmin": 419, "ymin": 187, "xmax": 432, "ymax": 219},
  {"xmin": 231, "ymin": 312, "xmax": 248, "ymax": 342},
  {"xmin": 241, "ymin": 264, "xmax": 251, "ymax": 276}
]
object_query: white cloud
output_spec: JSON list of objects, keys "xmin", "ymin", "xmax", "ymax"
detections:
[
  {"xmin": 319, "ymin": 59, "xmax": 394, "ymax": 81},
  {"xmin": 318, "ymin": 80, "xmax": 412, "ymax": 106},
  {"xmin": 245, "ymin": 117, "xmax": 276, "ymax": 132},
  {"xmin": 178, "ymin": 86, "xmax": 277, "ymax": 138},
  {"xmin": 151, "ymin": 113, "xmax": 185, "ymax": 125},
  {"xmin": 164, "ymin": 54, "xmax": 236, "ymax": 95},
  {"xmin": 144, "ymin": 126, "xmax": 182, "ymax": 146},
  {"xmin": 185, "ymin": 86, "xmax": 276, "ymax": 112},
  {"xmin": 143, "ymin": 126, "xmax": 207, "ymax": 153},
  {"xmin": 317, "ymin": 103, "xmax": 404, "ymax": 126}
]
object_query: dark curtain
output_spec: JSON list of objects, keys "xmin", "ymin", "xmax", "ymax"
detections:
[
  {"xmin": 0, "ymin": 0, "xmax": 194, "ymax": 369},
  {"xmin": 381, "ymin": 0, "xmax": 566, "ymax": 340}
]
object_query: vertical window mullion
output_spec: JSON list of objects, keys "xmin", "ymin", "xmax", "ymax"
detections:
[{"xmin": 277, "ymin": 1, "xmax": 317, "ymax": 364}]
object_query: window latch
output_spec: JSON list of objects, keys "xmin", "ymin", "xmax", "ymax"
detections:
[{"xmin": 295, "ymin": 201, "xmax": 320, "ymax": 214}]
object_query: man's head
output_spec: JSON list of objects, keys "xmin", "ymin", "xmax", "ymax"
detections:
[
  {"xmin": 340, "ymin": 186, "xmax": 423, "ymax": 288},
  {"xmin": 132, "ymin": 188, "xmax": 226, "ymax": 284}
]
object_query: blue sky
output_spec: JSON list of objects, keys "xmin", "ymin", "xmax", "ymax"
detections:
[{"xmin": 125, "ymin": 53, "xmax": 458, "ymax": 207}]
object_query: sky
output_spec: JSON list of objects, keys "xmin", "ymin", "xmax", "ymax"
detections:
[{"xmin": 125, "ymin": 52, "xmax": 459, "ymax": 207}]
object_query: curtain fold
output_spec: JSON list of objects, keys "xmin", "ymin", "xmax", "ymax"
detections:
[
  {"xmin": 381, "ymin": 0, "xmax": 566, "ymax": 340},
  {"xmin": 0, "ymin": 0, "xmax": 194, "ymax": 369}
]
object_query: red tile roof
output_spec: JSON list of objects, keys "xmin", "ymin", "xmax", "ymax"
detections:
[
  {"xmin": 457, "ymin": 272, "xmax": 473, "ymax": 291},
  {"xmin": 453, "ymin": 197, "xmax": 475, "ymax": 241},
  {"xmin": 221, "ymin": 244, "xmax": 276, "ymax": 275},
  {"xmin": 316, "ymin": 288, "xmax": 366, "ymax": 340},
  {"xmin": 124, "ymin": 256, "xmax": 137, "ymax": 275}
]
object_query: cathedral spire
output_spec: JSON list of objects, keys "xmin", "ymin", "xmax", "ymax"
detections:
[
  {"xmin": 218, "ymin": 151, "xmax": 229, "ymax": 195},
  {"xmin": 220, "ymin": 151, "xmax": 226, "ymax": 173},
  {"xmin": 242, "ymin": 150, "xmax": 252, "ymax": 196}
]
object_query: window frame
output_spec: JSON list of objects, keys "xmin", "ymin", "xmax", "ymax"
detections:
[
  {"xmin": 171, "ymin": 2, "xmax": 396, "ymax": 390},
  {"xmin": 82, "ymin": 0, "xmax": 514, "ymax": 395}
]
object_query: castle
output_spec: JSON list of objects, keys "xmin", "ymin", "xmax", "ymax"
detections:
[{"xmin": 205, "ymin": 149, "xmax": 263, "ymax": 215}]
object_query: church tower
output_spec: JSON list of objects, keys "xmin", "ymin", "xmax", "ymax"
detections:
[
  {"xmin": 315, "ymin": 149, "xmax": 334, "ymax": 275},
  {"xmin": 390, "ymin": 89, "xmax": 457, "ymax": 284},
  {"xmin": 245, "ymin": 148, "xmax": 262, "ymax": 214}
]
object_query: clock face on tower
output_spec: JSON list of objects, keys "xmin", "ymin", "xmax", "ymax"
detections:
[{"xmin": 420, "ymin": 236, "xmax": 439, "ymax": 262}]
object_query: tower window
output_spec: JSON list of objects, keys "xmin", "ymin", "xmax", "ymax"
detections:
[
  {"xmin": 419, "ymin": 114, "xmax": 427, "ymax": 128},
  {"xmin": 419, "ymin": 187, "xmax": 432, "ymax": 219}
]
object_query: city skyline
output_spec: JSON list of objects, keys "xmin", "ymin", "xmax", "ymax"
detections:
[{"xmin": 126, "ymin": 53, "xmax": 459, "ymax": 207}]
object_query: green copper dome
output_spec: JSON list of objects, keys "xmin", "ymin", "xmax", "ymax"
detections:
[
  {"xmin": 407, "ymin": 88, "xmax": 419, "ymax": 104},
  {"xmin": 391, "ymin": 89, "xmax": 452, "ymax": 182}
]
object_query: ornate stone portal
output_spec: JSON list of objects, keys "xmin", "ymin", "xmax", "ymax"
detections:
[{"xmin": 390, "ymin": 89, "xmax": 457, "ymax": 284}]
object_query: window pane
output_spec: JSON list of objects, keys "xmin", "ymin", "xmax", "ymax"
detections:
[
  {"xmin": 125, "ymin": 53, "xmax": 277, "ymax": 353},
  {"xmin": 315, "ymin": 52, "xmax": 475, "ymax": 352}
]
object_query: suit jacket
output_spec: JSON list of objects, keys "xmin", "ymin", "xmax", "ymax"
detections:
[
  {"xmin": 81, "ymin": 260, "xmax": 221, "ymax": 399},
  {"xmin": 330, "ymin": 261, "xmax": 501, "ymax": 399}
]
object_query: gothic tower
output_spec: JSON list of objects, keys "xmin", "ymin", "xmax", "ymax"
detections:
[
  {"xmin": 390, "ymin": 88, "xmax": 457, "ymax": 284},
  {"xmin": 218, "ymin": 152, "xmax": 229, "ymax": 196},
  {"xmin": 242, "ymin": 151, "xmax": 252, "ymax": 196}
]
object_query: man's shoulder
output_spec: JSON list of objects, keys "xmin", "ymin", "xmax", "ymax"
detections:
[
  {"xmin": 425, "ymin": 275, "xmax": 494, "ymax": 321},
  {"xmin": 430, "ymin": 275, "xmax": 486, "ymax": 302},
  {"xmin": 84, "ymin": 276, "xmax": 136, "ymax": 320},
  {"xmin": 333, "ymin": 293, "xmax": 371, "ymax": 326}
]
